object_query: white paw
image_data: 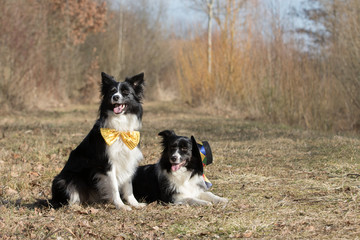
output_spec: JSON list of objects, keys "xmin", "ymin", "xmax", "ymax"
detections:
[
  {"xmin": 218, "ymin": 197, "xmax": 228, "ymax": 203},
  {"xmin": 115, "ymin": 203, "xmax": 132, "ymax": 211},
  {"xmin": 211, "ymin": 197, "xmax": 228, "ymax": 204},
  {"xmin": 130, "ymin": 202, "xmax": 147, "ymax": 209}
]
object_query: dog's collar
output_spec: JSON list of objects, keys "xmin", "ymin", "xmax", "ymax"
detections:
[{"xmin": 100, "ymin": 128, "xmax": 140, "ymax": 150}]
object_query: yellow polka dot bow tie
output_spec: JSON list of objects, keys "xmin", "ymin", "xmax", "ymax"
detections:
[{"xmin": 100, "ymin": 128, "xmax": 140, "ymax": 150}]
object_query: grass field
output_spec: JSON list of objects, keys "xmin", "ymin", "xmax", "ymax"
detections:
[{"xmin": 1, "ymin": 101, "xmax": 360, "ymax": 239}]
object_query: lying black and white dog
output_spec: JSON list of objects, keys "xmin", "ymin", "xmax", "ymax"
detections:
[
  {"xmin": 132, "ymin": 130, "xmax": 228, "ymax": 205},
  {"xmin": 51, "ymin": 72, "xmax": 146, "ymax": 210}
]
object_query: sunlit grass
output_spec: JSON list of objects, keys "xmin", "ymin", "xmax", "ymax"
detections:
[{"xmin": 0, "ymin": 101, "xmax": 359, "ymax": 239}]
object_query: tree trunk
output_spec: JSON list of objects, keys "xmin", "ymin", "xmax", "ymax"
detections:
[{"xmin": 207, "ymin": 0, "xmax": 213, "ymax": 76}]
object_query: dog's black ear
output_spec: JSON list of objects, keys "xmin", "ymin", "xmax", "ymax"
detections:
[
  {"xmin": 158, "ymin": 130, "xmax": 175, "ymax": 139},
  {"xmin": 101, "ymin": 72, "xmax": 116, "ymax": 94},
  {"xmin": 125, "ymin": 72, "xmax": 145, "ymax": 97},
  {"xmin": 190, "ymin": 136, "xmax": 204, "ymax": 172},
  {"xmin": 158, "ymin": 130, "xmax": 175, "ymax": 148},
  {"xmin": 101, "ymin": 72, "xmax": 115, "ymax": 85}
]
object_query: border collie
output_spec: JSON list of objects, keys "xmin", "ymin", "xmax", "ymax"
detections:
[
  {"xmin": 132, "ymin": 130, "xmax": 228, "ymax": 206},
  {"xmin": 51, "ymin": 72, "xmax": 146, "ymax": 210}
]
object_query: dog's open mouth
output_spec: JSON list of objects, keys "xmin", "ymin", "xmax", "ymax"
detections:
[
  {"xmin": 113, "ymin": 103, "xmax": 127, "ymax": 114},
  {"xmin": 171, "ymin": 161, "xmax": 186, "ymax": 172}
]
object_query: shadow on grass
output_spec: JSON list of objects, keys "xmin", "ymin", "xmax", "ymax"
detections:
[{"xmin": 0, "ymin": 197, "xmax": 56, "ymax": 210}]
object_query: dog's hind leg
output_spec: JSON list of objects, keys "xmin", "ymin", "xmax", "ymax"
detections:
[
  {"xmin": 51, "ymin": 177, "xmax": 71, "ymax": 208},
  {"xmin": 96, "ymin": 170, "xmax": 131, "ymax": 210},
  {"xmin": 67, "ymin": 185, "xmax": 80, "ymax": 206}
]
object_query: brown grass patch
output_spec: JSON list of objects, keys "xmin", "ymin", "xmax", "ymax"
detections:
[{"xmin": 1, "ymin": 101, "xmax": 359, "ymax": 239}]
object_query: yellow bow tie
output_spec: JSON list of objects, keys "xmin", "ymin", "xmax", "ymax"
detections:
[{"xmin": 100, "ymin": 128, "xmax": 140, "ymax": 150}]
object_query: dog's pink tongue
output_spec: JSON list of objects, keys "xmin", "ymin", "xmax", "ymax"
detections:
[
  {"xmin": 171, "ymin": 164, "xmax": 181, "ymax": 171},
  {"xmin": 113, "ymin": 105, "xmax": 124, "ymax": 114}
]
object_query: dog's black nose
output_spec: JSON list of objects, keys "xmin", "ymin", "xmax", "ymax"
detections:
[
  {"xmin": 170, "ymin": 156, "xmax": 177, "ymax": 162},
  {"xmin": 112, "ymin": 95, "xmax": 119, "ymax": 101}
]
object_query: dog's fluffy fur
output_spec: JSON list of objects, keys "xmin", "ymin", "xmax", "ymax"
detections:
[
  {"xmin": 51, "ymin": 72, "xmax": 146, "ymax": 210},
  {"xmin": 132, "ymin": 130, "xmax": 228, "ymax": 205}
]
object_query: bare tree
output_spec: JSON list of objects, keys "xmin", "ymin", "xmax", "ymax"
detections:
[
  {"xmin": 95, "ymin": 0, "xmax": 174, "ymax": 99},
  {"xmin": 297, "ymin": 0, "xmax": 360, "ymax": 128},
  {"xmin": 187, "ymin": 0, "xmax": 215, "ymax": 76},
  {"xmin": 207, "ymin": 0, "xmax": 214, "ymax": 76},
  {"xmin": 115, "ymin": 0, "xmax": 125, "ymax": 76}
]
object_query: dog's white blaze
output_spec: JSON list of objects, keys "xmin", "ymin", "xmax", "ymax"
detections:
[
  {"xmin": 110, "ymin": 83, "xmax": 123, "ymax": 105},
  {"xmin": 111, "ymin": 93, "xmax": 123, "ymax": 104},
  {"xmin": 172, "ymin": 150, "xmax": 182, "ymax": 163}
]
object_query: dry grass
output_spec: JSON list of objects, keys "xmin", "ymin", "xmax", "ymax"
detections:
[{"xmin": 0, "ymin": 101, "xmax": 360, "ymax": 239}]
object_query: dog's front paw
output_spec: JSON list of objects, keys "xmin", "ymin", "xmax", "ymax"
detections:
[
  {"xmin": 209, "ymin": 196, "xmax": 229, "ymax": 204},
  {"xmin": 218, "ymin": 197, "xmax": 228, "ymax": 203},
  {"xmin": 126, "ymin": 196, "xmax": 147, "ymax": 209},
  {"xmin": 177, "ymin": 198, "xmax": 213, "ymax": 206},
  {"xmin": 193, "ymin": 200, "xmax": 212, "ymax": 206},
  {"xmin": 133, "ymin": 202, "xmax": 147, "ymax": 209},
  {"xmin": 115, "ymin": 203, "xmax": 132, "ymax": 211}
]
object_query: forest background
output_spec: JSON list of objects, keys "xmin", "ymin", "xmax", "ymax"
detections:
[{"xmin": 1, "ymin": 0, "xmax": 359, "ymax": 132}]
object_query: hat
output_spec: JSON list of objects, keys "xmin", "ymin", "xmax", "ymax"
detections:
[
  {"xmin": 197, "ymin": 141, "xmax": 213, "ymax": 166},
  {"xmin": 196, "ymin": 140, "xmax": 213, "ymax": 189}
]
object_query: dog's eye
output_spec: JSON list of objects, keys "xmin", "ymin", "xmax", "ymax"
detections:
[
  {"xmin": 122, "ymin": 89, "xmax": 129, "ymax": 95},
  {"xmin": 111, "ymin": 87, "xmax": 117, "ymax": 94},
  {"xmin": 181, "ymin": 147, "xmax": 188, "ymax": 152}
]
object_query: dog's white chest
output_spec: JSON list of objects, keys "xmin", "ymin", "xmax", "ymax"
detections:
[
  {"xmin": 104, "ymin": 113, "xmax": 143, "ymax": 184},
  {"xmin": 106, "ymin": 140, "xmax": 143, "ymax": 184},
  {"xmin": 167, "ymin": 169, "xmax": 203, "ymax": 198},
  {"xmin": 104, "ymin": 113, "xmax": 141, "ymax": 131}
]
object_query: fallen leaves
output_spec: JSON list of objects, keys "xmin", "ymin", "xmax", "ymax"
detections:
[
  {"xmin": 28, "ymin": 171, "xmax": 39, "ymax": 178},
  {"xmin": 12, "ymin": 153, "xmax": 21, "ymax": 160},
  {"xmin": 79, "ymin": 220, "xmax": 91, "ymax": 228},
  {"xmin": 243, "ymin": 230, "xmax": 253, "ymax": 238},
  {"xmin": 73, "ymin": 206, "xmax": 100, "ymax": 215},
  {"xmin": 5, "ymin": 187, "xmax": 18, "ymax": 195},
  {"xmin": 1, "ymin": 102, "xmax": 360, "ymax": 240},
  {"xmin": 152, "ymin": 225, "xmax": 160, "ymax": 231}
]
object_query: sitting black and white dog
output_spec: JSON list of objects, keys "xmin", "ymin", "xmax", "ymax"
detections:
[
  {"xmin": 51, "ymin": 72, "xmax": 146, "ymax": 210},
  {"xmin": 132, "ymin": 130, "xmax": 228, "ymax": 205}
]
